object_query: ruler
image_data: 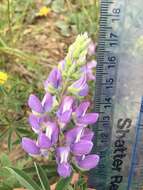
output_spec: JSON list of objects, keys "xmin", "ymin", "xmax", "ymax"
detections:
[{"xmin": 88, "ymin": 0, "xmax": 143, "ymax": 189}]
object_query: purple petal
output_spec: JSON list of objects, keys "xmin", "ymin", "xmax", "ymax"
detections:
[
  {"xmin": 28, "ymin": 94, "xmax": 43, "ymax": 113},
  {"xmin": 41, "ymin": 115, "xmax": 51, "ymax": 123},
  {"xmin": 88, "ymin": 41, "xmax": 96, "ymax": 56},
  {"xmin": 21, "ymin": 137, "xmax": 40, "ymax": 155},
  {"xmin": 41, "ymin": 93, "xmax": 53, "ymax": 112},
  {"xmin": 28, "ymin": 114, "xmax": 41, "ymax": 133},
  {"xmin": 44, "ymin": 68, "xmax": 62, "ymax": 89},
  {"xmin": 56, "ymin": 146, "xmax": 70, "ymax": 164},
  {"xmin": 86, "ymin": 70, "xmax": 96, "ymax": 81},
  {"xmin": 75, "ymin": 102, "xmax": 90, "ymax": 118},
  {"xmin": 59, "ymin": 110, "xmax": 72, "ymax": 123},
  {"xmin": 76, "ymin": 154, "xmax": 99, "ymax": 170},
  {"xmin": 70, "ymin": 75, "xmax": 88, "ymax": 96},
  {"xmin": 60, "ymin": 96, "xmax": 74, "ymax": 113},
  {"xmin": 71, "ymin": 140, "xmax": 93, "ymax": 156},
  {"xmin": 78, "ymin": 113, "xmax": 99, "ymax": 124},
  {"xmin": 45, "ymin": 122, "xmax": 59, "ymax": 144},
  {"xmin": 81, "ymin": 128, "xmax": 94, "ymax": 141},
  {"xmin": 66, "ymin": 127, "xmax": 83, "ymax": 144},
  {"xmin": 38, "ymin": 132, "xmax": 51, "ymax": 149},
  {"xmin": 73, "ymin": 75, "xmax": 86, "ymax": 89},
  {"xmin": 81, "ymin": 60, "xmax": 97, "ymax": 81},
  {"xmin": 79, "ymin": 83, "xmax": 89, "ymax": 96},
  {"xmin": 57, "ymin": 96, "xmax": 74, "ymax": 123},
  {"xmin": 87, "ymin": 60, "xmax": 97, "ymax": 69},
  {"xmin": 57, "ymin": 163, "xmax": 71, "ymax": 178}
]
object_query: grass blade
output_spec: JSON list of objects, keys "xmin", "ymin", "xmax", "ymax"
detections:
[
  {"xmin": 5, "ymin": 167, "xmax": 41, "ymax": 190},
  {"xmin": 56, "ymin": 176, "xmax": 72, "ymax": 190},
  {"xmin": 34, "ymin": 162, "xmax": 50, "ymax": 190}
]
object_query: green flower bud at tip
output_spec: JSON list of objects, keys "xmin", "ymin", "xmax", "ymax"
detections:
[{"xmin": 45, "ymin": 84, "xmax": 57, "ymax": 94}]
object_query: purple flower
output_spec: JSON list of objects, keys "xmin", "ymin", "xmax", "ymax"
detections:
[
  {"xmin": 71, "ymin": 140, "xmax": 93, "ymax": 156},
  {"xmin": 37, "ymin": 122, "xmax": 59, "ymax": 148},
  {"xmin": 44, "ymin": 68, "xmax": 62, "ymax": 91},
  {"xmin": 77, "ymin": 113, "xmax": 99, "ymax": 125},
  {"xmin": 45, "ymin": 121, "xmax": 59, "ymax": 145},
  {"xmin": 82, "ymin": 128, "xmax": 94, "ymax": 141},
  {"xmin": 29, "ymin": 114, "xmax": 50, "ymax": 134},
  {"xmin": 28, "ymin": 93, "xmax": 53, "ymax": 114},
  {"xmin": 56, "ymin": 147, "xmax": 72, "ymax": 178},
  {"xmin": 28, "ymin": 114, "xmax": 41, "ymax": 133},
  {"xmin": 28, "ymin": 94, "xmax": 43, "ymax": 114},
  {"xmin": 75, "ymin": 101, "xmax": 99, "ymax": 126},
  {"xmin": 81, "ymin": 60, "xmax": 97, "ymax": 81},
  {"xmin": 75, "ymin": 101, "xmax": 90, "ymax": 118},
  {"xmin": 66, "ymin": 127, "xmax": 93, "ymax": 156},
  {"xmin": 66, "ymin": 127, "xmax": 94, "ymax": 144},
  {"xmin": 41, "ymin": 93, "xmax": 53, "ymax": 112},
  {"xmin": 21, "ymin": 137, "xmax": 40, "ymax": 156},
  {"xmin": 68, "ymin": 75, "xmax": 88, "ymax": 97},
  {"xmin": 57, "ymin": 96, "xmax": 74, "ymax": 126},
  {"xmin": 38, "ymin": 132, "xmax": 51, "ymax": 149},
  {"xmin": 22, "ymin": 34, "xmax": 100, "ymax": 177},
  {"xmin": 76, "ymin": 154, "xmax": 99, "ymax": 170},
  {"xmin": 88, "ymin": 41, "xmax": 96, "ymax": 56}
]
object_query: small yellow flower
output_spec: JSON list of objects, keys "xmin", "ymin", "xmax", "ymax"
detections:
[
  {"xmin": 0, "ymin": 71, "xmax": 8, "ymax": 85},
  {"xmin": 37, "ymin": 6, "xmax": 51, "ymax": 17}
]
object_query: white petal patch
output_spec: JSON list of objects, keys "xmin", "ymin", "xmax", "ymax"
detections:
[
  {"xmin": 46, "ymin": 125, "xmax": 53, "ymax": 140},
  {"xmin": 75, "ymin": 128, "xmax": 83, "ymax": 143},
  {"xmin": 60, "ymin": 148, "xmax": 69, "ymax": 163}
]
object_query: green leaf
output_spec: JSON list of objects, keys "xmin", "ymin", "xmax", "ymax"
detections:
[
  {"xmin": 16, "ymin": 127, "xmax": 32, "ymax": 136},
  {"xmin": 8, "ymin": 128, "xmax": 13, "ymax": 151},
  {"xmin": 34, "ymin": 162, "xmax": 50, "ymax": 190},
  {"xmin": 0, "ymin": 128, "xmax": 9, "ymax": 140},
  {"xmin": 56, "ymin": 176, "xmax": 72, "ymax": 190},
  {"xmin": 55, "ymin": 21, "xmax": 70, "ymax": 37},
  {"xmin": 68, "ymin": 185, "xmax": 74, "ymax": 190},
  {"xmin": 0, "ymin": 154, "xmax": 12, "ymax": 178},
  {"xmin": 23, "ymin": 163, "xmax": 57, "ymax": 177},
  {"xmin": 5, "ymin": 167, "xmax": 41, "ymax": 190},
  {"xmin": 51, "ymin": 0, "xmax": 64, "ymax": 13},
  {"xmin": 0, "ymin": 153, "xmax": 12, "ymax": 167}
]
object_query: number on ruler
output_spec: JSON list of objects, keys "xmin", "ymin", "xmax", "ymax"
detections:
[
  {"xmin": 112, "ymin": 8, "xmax": 121, "ymax": 22},
  {"xmin": 108, "ymin": 55, "xmax": 117, "ymax": 69},
  {"xmin": 112, "ymin": 8, "xmax": 120, "ymax": 14},
  {"xmin": 109, "ymin": 32, "xmax": 118, "ymax": 47}
]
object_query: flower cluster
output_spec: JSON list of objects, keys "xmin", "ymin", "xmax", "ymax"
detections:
[{"xmin": 21, "ymin": 33, "xmax": 99, "ymax": 178}]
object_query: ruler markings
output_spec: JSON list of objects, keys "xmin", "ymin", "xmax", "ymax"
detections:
[{"xmin": 88, "ymin": 0, "xmax": 123, "ymax": 189}]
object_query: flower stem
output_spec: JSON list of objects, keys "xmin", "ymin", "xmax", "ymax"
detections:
[{"xmin": 7, "ymin": 0, "xmax": 12, "ymax": 34}]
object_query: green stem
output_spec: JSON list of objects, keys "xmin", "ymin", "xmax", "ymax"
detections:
[
  {"xmin": 13, "ymin": 1, "xmax": 31, "ymax": 44},
  {"xmin": 0, "ymin": 46, "xmax": 53, "ymax": 68},
  {"xmin": 7, "ymin": 0, "xmax": 12, "ymax": 34},
  {"xmin": 60, "ymin": 79, "xmax": 69, "ymax": 98},
  {"xmin": 0, "ymin": 37, "xmax": 7, "ymax": 47},
  {"xmin": 34, "ymin": 162, "xmax": 46, "ymax": 190}
]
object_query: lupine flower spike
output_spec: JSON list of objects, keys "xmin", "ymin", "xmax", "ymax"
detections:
[{"xmin": 21, "ymin": 33, "xmax": 99, "ymax": 178}]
